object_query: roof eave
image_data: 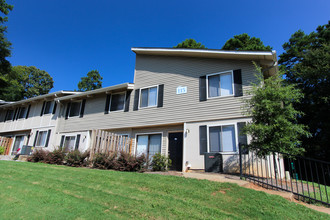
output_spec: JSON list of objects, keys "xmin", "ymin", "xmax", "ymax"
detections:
[
  {"xmin": 0, "ymin": 91, "xmax": 80, "ymax": 109},
  {"xmin": 131, "ymin": 47, "xmax": 276, "ymax": 62},
  {"xmin": 55, "ymin": 83, "xmax": 135, "ymax": 102}
]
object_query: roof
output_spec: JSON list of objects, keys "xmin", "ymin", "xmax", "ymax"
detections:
[
  {"xmin": 0, "ymin": 91, "xmax": 80, "ymax": 109},
  {"xmin": 55, "ymin": 83, "xmax": 135, "ymax": 101},
  {"xmin": 131, "ymin": 47, "xmax": 277, "ymax": 63},
  {"xmin": 0, "ymin": 100, "xmax": 14, "ymax": 105}
]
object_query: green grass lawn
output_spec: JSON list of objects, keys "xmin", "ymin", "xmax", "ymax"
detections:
[
  {"xmin": 298, "ymin": 180, "xmax": 330, "ymax": 205},
  {"xmin": 0, "ymin": 161, "xmax": 328, "ymax": 220}
]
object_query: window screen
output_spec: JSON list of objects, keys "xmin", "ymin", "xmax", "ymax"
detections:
[
  {"xmin": 43, "ymin": 101, "xmax": 53, "ymax": 114},
  {"xmin": 207, "ymin": 72, "xmax": 233, "ymax": 98},
  {"xmin": 69, "ymin": 102, "xmax": 81, "ymax": 117},
  {"xmin": 110, "ymin": 93, "xmax": 125, "ymax": 111},
  {"xmin": 208, "ymin": 125, "xmax": 236, "ymax": 152},
  {"xmin": 18, "ymin": 107, "xmax": 27, "ymax": 119},
  {"xmin": 140, "ymin": 86, "xmax": 158, "ymax": 108},
  {"xmin": 36, "ymin": 131, "xmax": 48, "ymax": 147}
]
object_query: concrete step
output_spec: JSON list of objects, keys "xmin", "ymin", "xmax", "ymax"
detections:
[{"xmin": 0, "ymin": 155, "xmax": 15, "ymax": 161}]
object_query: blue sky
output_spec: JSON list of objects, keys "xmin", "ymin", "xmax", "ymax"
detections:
[{"xmin": 6, "ymin": 0, "xmax": 330, "ymax": 92}]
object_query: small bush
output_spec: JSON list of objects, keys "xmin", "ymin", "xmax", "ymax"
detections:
[
  {"xmin": 0, "ymin": 146, "xmax": 4, "ymax": 155},
  {"xmin": 151, "ymin": 153, "xmax": 172, "ymax": 171},
  {"xmin": 92, "ymin": 152, "xmax": 117, "ymax": 170},
  {"xmin": 116, "ymin": 151, "xmax": 146, "ymax": 172},
  {"xmin": 65, "ymin": 150, "xmax": 90, "ymax": 167},
  {"xmin": 27, "ymin": 149, "xmax": 48, "ymax": 162},
  {"xmin": 44, "ymin": 148, "xmax": 65, "ymax": 165}
]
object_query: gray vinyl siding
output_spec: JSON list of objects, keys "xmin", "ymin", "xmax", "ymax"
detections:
[{"xmin": 57, "ymin": 55, "xmax": 258, "ymax": 133}]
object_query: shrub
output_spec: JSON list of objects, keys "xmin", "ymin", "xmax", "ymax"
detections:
[
  {"xmin": 65, "ymin": 150, "xmax": 90, "ymax": 167},
  {"xmin": 116, "ymin": 151, "xmax": 146, "ymax": 172},
  {"xmin": 27, "ymin": 149, "xmax": 48, "ymax": 162},
  {"xmin": 0, "ymin": 146, "xmax": 4, "ymax": 155},
  {"xmin": 44, "ymin": 148, "xmax": 65, "ymax": 165},
  {"xmin": 151, "ymin": 153, "xmax": 171, "ymax": 171},
  {"xmin": 92, "ymin": 152, "xmax": 117, "ymax": 170}
]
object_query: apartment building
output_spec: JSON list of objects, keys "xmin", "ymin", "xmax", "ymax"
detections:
[{"xmin": 0, "ymin": 48, "xmax": 277, "ymax": 172}]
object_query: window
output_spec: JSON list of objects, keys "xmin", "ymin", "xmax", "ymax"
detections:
[
  {"xmin": 43, "ymin": 101, "xmax": 54, "ymax": 114},
  {"xmin": 18, "ymin": 107, "xmax": 27, "ymax": 119},
  {"xmin": 63, "ymin": 136, "xmax": 76, "ymax": 152},
  {"xmin": 69, "ymin": 102, "xmax": 81, "ymax": 117},
  {"xmin": 207, "ymin": 71, "xmax": 233, "ymax": 98},
  {"xmin": 36, "ymin": 131, "xmax": 48, "ymax": 147},
  {"xmin": 209, "ymin": 125, "xmax": 236, "ymax": 152},
  {"xmin": 140, "ymin": 86, "xmax": 158, "ymax": 108},
  {"xmin": 5, "ymin": 110, "xmax": 14, "ymax": 121},
  {"xmin": 110, "ymin": 93, "xmax": 125, "ymax": 112},
  {"xmin": 136, "ymin": 134, "xmax": 161, "ymax": 160}
]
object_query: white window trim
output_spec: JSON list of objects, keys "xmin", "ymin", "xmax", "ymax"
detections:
[
  {"xmin": 17, "ymin": 107, "xmax": 27, "ymax": 120},
  {"xmin": 5, "ymin": 109, "xmax": 14, "ymax": 121},
  {"xmin": 138, "ymin": 85, "xmax": 159, "ymax": 109},
  {"xmin": 207, "ymin": 123, "xmax": 238, "ymax": 154},
  {"xmin": 43, "ymin": 101, "xmax": 54, "ymax": 115},
  {"xmin": 35, "ymin": 130, "xmax": 50, "ymax": 147},
  {"xmin": 68, "ymin": 101, "xmax": 82, "ymax": 118},
  {"xmin": 134, "ymin": 132, "xmax": 163, "ymax": 156},
  {"xmin": 206, "ymin": 70, "xmax": 235, "ymax": 99},
  {"xmin": 109, "ymin": 91, "xmax": 126, "ymax": 112},
  {"xmin": 63, "ymin": 135, "xmax": 77, "ymax": 151}
]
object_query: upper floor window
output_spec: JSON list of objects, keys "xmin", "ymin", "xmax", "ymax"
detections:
[
  {"xmin": 69, "ymin": 101, "xmax": 82, "ymax": 117},
  {"xmin": 65, "ymin": 99, "xmax": 86, "ymax": 119},
  {"xmin": 207, "ymin": 71, "xmax": 233, "ymax": 98},
  {"xmin": 5, "ymin": 110, "xmax": 14, "ymax": 121},
  {"xmin": 110, "ymin": 93, "xmax": 125, "ymax": 112},
  {"xmin": 43, "ymin": 101, "xmax": 54, "ymax": 114},
  {"xmin": 18, "ymin": 107, "xmax": 27, "ymax": 119},
  {"xmin": 140, "ymin": 86, "xmax": 158, "ymax": 108}
]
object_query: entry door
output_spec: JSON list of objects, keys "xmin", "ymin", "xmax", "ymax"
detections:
[
  {"xmin": 11, "ymin": 136, "xmax": 24, "ymax": 155},
  {"xmin": 168, "ymin": 132, "xmax": 183, "ymax": 171}
]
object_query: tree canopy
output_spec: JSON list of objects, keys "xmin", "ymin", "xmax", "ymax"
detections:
[
  {"xmin": 0, "ymin": 66, "xmax": 54, "ymax": 101},
  {"xmin": 222, "ymin": 33, "xmax": 272, "ymax": 51},
  {"xmin": 243, "ymin": 64, "xmax": 309, "ymax": 156},
  {"xmin": 78, "ymin": 70, "xmax": 103, "ymax": 92},
  {"xmin": 0, "ymin": 0, "xmax": 13, "ymax": 88},
  {"xmin": 279, "ymin": 21, "xmax": 330, "ymax": 160},
  {"xmin": 174, "ymin": 39, "xmax": 206, "ymax": 49}
]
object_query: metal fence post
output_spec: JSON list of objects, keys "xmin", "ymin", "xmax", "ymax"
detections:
[{"xmin": 239, "ymin": 144, "xmax": 243, "ymax": 178}]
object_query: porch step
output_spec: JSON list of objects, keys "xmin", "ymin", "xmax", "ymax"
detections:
[{"xmin": 0, "ymin": 155, "xmax": 15, "ymax": 161}]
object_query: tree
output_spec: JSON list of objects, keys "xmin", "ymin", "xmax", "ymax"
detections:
[
  {"xmin": 279, "ymin": 21, "xmax": 330, "ymax": 160},
  {"xmin": 0, "ymin": 0, "xmax": 13, "ymax": 88},
  {"xmin": 78, "ymin": 70, "xmax": 103, "ymax": 92},
  {"xmin": 0, "ymin": 66, "xmax": 54, "ymax": 101},
  {"xmin": 243, "ymin": 64, "xmax": 309, "ymax": 156},
  {"xmin": 174, "ymin": 39, "xmax": 206, "ymax": 49},
  {"xmin": 222, "ymin": 33, "xmax": 272, "ymax": 51}
]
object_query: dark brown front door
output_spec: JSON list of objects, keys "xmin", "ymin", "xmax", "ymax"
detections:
[{"xmin": 168, "ymin": 132, "xmax": 183, "ymax": 171}]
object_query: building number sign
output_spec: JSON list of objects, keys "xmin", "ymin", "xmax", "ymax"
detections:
[{"xmin": 176, "ymin": 86, "xmax": 187, "ymax": 94}]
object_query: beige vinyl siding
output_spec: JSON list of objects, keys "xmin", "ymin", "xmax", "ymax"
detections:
[
  {"xmin": 57, "ymin": 55, "xmax": 257, "ymax": 133},
  {"xmin": 0, "ymin": 101, "xmax": 58, "ymax": 133},
  {"xmin": 105, "ymin": 125, "xmax": 183, "ymax": 156}
]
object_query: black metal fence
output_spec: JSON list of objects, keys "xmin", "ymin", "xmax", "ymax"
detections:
[{"xmin": 239, "ymin": 145, "xmax": 330, "ymax": 206}]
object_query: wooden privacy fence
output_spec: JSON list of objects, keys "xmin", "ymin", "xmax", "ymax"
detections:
[
  {"xmin": 0, "ymin": 136, "xmax": 13, "ymax": 155},
  {"xmin": 89, "ymin": 130, "xmax": 133, "ymax": 160}
]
